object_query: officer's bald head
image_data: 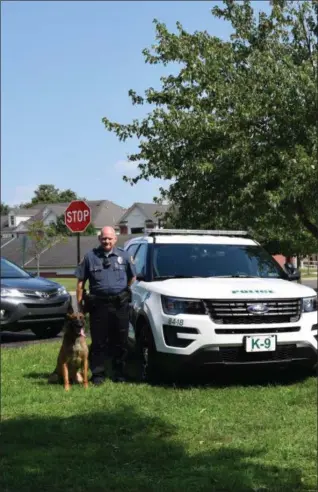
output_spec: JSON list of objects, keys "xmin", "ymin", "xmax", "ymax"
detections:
[{"xmin": 99, "ymin": 226, "xmax": 117, "ymax": 252}]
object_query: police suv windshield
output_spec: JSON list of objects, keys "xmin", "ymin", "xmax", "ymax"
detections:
[{"xmin": 152, "ymin": 244, "xmax": 287, "ymax": 280}]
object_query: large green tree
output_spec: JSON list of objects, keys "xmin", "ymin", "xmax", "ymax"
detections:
[
  {"xmin": 102, "ymin": 0, "xmax": 318, "ymax": 253},
  {"xmin": 23, "ymin": 185, "xmax": 84, "ymax": 208}
]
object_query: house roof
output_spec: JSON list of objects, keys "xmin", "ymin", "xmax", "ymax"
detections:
[
  {"xmin": 118, "ymin": 202, "xmax": 169, "ymax": 224},
  {"xmin": 8, "ymin": 207, "xmax": 43, "ymax": 216},
  {"xmin": 4, "ymin": 200, "xmax": 126, "ymax": 231},
  {"xmin": 1, "ymin": 234, "xmax": 140, "ymax": 269},
  {"xmin": 91, "ymin": 200, "xmax": 126, "ymax": 228}
]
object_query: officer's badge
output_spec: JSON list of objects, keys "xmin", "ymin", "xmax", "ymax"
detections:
[{"xmin": 118, "ymin": 256, "xmax": 123, "ymax": 264}]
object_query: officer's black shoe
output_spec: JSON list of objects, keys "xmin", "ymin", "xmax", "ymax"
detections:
[
  {"xmin": 91, "ymin": 376, "xmax": 105, "ymax": 386},
  {"xmin": 112, "ymin": 360, "xmax": 127, "ymax": 383}
]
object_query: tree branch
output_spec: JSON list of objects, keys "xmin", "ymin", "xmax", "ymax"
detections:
[
  {"xmin": 296, "ymin": 201, "xmax": 318, "ymax": 239},
  {"xmin": 299, "ymin": 9, "xmax": 315, "ymax": 72}
]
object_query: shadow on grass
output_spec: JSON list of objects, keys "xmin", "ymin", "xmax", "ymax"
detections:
[
  {"xmin": 154, "ymin": 365, "xmax": 315, "ymax": 390},
  {"xmin": 1, "ymin": 406, "xmax": 308, "ymax": 492},
  {"xmin": 24, "ymin": 371, "xmax": 51, "ymax": 380},
  {"xmin": 24, "ymin": 361, "xmax": 315, "ymax": 390}
]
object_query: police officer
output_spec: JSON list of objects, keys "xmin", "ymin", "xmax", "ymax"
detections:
[{"xmin": 75, "ymin": 226, "xmax": 136, "ymax": 384}]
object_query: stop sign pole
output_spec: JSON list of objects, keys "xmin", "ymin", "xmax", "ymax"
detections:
[{"xmin": 64, "ymin": 200, "xmax": 92, "ymax": 265}]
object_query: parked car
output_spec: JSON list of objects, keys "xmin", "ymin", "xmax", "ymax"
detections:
[
  {"xmin": 124, "ymin": 229, "xmax": 318, "ymax": 381},
  {"xmin": 0, "ymin": 256, "xmax": 72, "ymax": 338}
]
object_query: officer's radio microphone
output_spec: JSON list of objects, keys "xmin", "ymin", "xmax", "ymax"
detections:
[{"xmin": 103, "ymin": 258, "xmax": 111, "ymax": 269}]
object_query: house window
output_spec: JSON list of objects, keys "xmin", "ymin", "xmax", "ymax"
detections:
[
  {"xmin": 9, "ymin": 215, "xmax": 15, "ymax": 227},
  {"xmin": 131, "ymin": 227, "xmax": 144, "ymax": 234}
]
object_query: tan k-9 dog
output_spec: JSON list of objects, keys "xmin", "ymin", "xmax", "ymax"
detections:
[{"xmin": 48, "ymin": 312, "xmax": 89, "ymax": 391}]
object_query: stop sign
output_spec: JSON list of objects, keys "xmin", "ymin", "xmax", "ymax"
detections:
[{"xmin": 64, "ymin": 200, "xmax": 91, "ymax": 233}]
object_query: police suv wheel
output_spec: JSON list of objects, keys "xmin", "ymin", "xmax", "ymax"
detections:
[
  {"xmin": 137, "ymin": 323, "xmax": 160, "ymax": 383},
  {"xmin": 31, "ymin": 323, "xmax": 64, "ymax": 339}
]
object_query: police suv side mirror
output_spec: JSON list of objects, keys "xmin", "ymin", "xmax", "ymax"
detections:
[{"xmin": 284, "ymin": 262, "xmax": 301, "ymax": 281}]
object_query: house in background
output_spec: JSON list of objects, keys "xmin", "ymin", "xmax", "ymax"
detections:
[
  {"xmin": 1, "ymin": 207, "xmax": 43, "ymax": 238},
  {"xmin": 0, "ymin": 200, "xmax": 126, "ymax": 238},
  {"xmin": 117, "ymin": 202, "xmax": 169, "ymax": 234}
]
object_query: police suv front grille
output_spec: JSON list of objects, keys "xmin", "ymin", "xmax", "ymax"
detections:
[
  {"xmin": 19, "ymin": 289, "xmax": 59, "ymax": 299},
  {"xmin": 204, "ymin": 299, "xmax": 301, "ymax": 324},
  {"xmin": 220, "ymin": 344, "xmax": 296, "ymax": 363},
  {"xmin": 215, "ymin": 326, "xmax": 301, "ymax": 335}
]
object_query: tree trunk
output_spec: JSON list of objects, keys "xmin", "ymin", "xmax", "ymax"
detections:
[
  {"xmin": 36, "ymin": 255, "xmax": 40, "ymax": 277},
  {"xmin": 296, "ymin": 202, "xmax": 318, "ymax": 240}
]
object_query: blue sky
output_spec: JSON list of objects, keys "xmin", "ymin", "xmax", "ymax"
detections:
[{"xmin": 1, "ymin": 1, "xmax": 269, "ymax": 208}]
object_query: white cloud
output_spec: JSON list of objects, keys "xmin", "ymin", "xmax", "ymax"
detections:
[
  {"xmin": 114, "ymin": 160, "xmax": 139, "ymax": 176},
  {"xmin": 7, "ymin": 185, "xmax": 37, "ymax": 206}
]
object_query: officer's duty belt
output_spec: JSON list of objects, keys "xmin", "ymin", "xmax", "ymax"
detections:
[{"xmin": 90, "ymin": 290, "xmax": 130, "ymax": 304}]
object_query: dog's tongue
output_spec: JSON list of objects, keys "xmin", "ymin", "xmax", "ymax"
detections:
[{"xmin": 80, "ymin": 328, "xmax": 86, "ymax": 337}]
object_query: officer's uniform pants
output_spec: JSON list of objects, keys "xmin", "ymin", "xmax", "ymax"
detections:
[{"xmin": 89, "ymin": 299, "xmax": 129, "ymax": 378}]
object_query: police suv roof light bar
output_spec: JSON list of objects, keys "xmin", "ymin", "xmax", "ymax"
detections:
[{"xmin": 144, "ymin": 229, "xmax": 249, "ymax": 237}]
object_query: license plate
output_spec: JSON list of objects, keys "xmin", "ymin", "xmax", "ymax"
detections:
[{"xmin": 245, "ymin": 335, "xmax": 276, "ymax": 352}]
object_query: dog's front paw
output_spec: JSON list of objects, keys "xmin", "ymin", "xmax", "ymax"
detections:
[
  {"xmin": 64, "ymin": 384, "xmax": 71, "ymax": 391},
  {"xmin": 83, "ymin": 382, "xmax": 89, "ymax": 389}
]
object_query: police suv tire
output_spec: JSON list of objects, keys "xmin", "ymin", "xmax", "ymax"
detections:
[
  {"xmin": 31, "ymin": 323, "xmax": 64, "ymax": 339},
  {"xmin": 137, "ymin": 322, "xmax": 162, "ymax": 383}
]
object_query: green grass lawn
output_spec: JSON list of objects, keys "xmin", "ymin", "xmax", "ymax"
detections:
[
  {"xmin": 1, "ymin": 342, "xmax": 317, "ymax": 492},
  {"xmin": 49, "ymin": 277, "xmax": 77, "ymax": 291},
  {"xmin": 299, "ymin": 269, "xmax": 318, "ymax": 279}
]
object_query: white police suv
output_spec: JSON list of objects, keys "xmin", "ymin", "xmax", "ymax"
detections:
[{"xmin": 124, "ymin": 229, "xmax": 317, "ymax": 381}]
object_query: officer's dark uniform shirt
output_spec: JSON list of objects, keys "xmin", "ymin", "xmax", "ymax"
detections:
[{"xmin": 75, "ymin": 246, "xmax": 136, "ymax": 295}]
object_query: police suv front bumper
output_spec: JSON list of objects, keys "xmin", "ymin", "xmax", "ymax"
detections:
[
  {"xmin": 156, "ymin": 342, "xmax": 317, "ymax": 372},
  {"xmin": 149, "ymin": 308, "xmax": 318, "ymax": 370}
]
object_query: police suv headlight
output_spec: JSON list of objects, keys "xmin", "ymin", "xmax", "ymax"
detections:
[
  {"xmin": 161, "ymin": 295, "xmax": 205, "ymax": 315},
  {"xmin": 1, "ymin": 288, "xmax": 24, "ymax": 298},
  {"xmin": 302, "ymin": 297, "xmax": 317, "ymax": 313},
  {"xmin": 57, "ymin": 286, "xmax": 68, "ymax": 296}
]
